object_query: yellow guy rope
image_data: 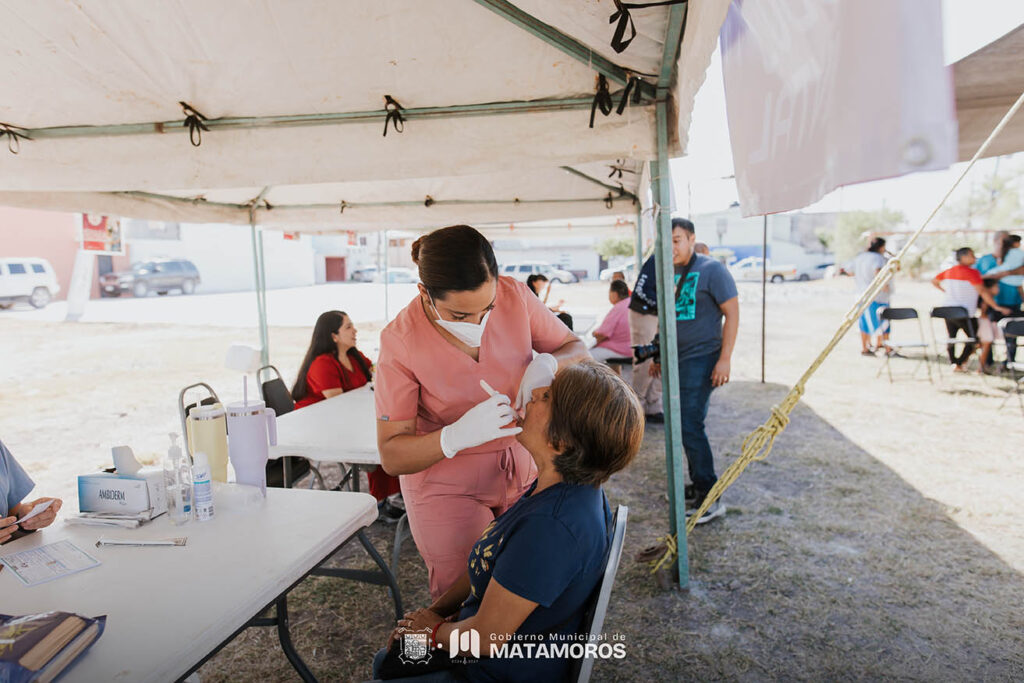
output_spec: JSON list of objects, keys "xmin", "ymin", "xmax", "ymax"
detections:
[{"xmin": 652, "ymin": 89, "xmax": 1024, "ymax": 574}]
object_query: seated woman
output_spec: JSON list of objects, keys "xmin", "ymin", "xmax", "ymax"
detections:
[
  {"xmin": 525, "ymin": 273, "xmax": 573, "ymax": 331},
  {"xmin": 1, "ymin": 439, "xmax": 62, "ymax": 545},
  {"xmin": 293, "ymin": 310, "xmax": 402, "ymax": 519},
  {"xmin": 374, "ymin": 361, "xmax": 643, "ymax": 682},
  {"xmin": 589, "ymin": 280, "xmax": 632, "ymax": 366}
]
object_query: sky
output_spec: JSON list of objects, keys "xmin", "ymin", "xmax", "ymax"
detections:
[{"xmin": 670, "ymin": 0, "xmax": 1024, "ymax": 229}]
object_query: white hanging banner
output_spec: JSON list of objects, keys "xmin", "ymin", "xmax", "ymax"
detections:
[{"xmin": 720, "ymin": 0, "xmax": 957, "ymax": 216}]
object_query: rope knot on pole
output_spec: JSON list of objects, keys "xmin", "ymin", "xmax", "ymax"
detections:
[
  {"xmin": 0, "ymin": 122, "xmax": 31, "ymax": 154},
  {"xmin": 383, "ymin": 95, "xmax": 405, "ymax": 136},
  {"xmin": 179, "ymin": 102, "xmax": 210, "ymax": 147},
  {"xmin": 589, "ymin": 75, "xmax": 614, "ymax": 128}
]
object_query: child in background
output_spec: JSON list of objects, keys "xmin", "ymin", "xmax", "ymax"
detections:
[{"xmin": 977, "ymin": 279, "xmax": 1005, "ymax": 374}]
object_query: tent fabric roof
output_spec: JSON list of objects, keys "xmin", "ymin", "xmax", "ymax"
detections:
[
  {"xmin": 0, "ymin": 0, "xmax": 728, "ymax": 228},
  {"xmin": 954, "ymin": 23, "xmax": 1024, "ymax": 161}
]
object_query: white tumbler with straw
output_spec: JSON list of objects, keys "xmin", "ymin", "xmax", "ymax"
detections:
[
  {"xmin": 223, "ymin": 344, "xmax": 276, "ymax": 495},
  {"xmin": 226, "ymin": 397, "xmax": 277, "ymax": 495}
]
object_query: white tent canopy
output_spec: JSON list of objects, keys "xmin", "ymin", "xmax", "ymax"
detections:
[{"xmin": 0, "ymin": 0, "xmax": 728, "ymax": 229}]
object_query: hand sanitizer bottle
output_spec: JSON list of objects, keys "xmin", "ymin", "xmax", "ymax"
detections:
[
  {"xmin": 163, "ymin": 433, "xmax": 193, "ymax": 525},
  {"xmin": 192, "ymin": 451, "xmax": 215, "ymax": 522}
]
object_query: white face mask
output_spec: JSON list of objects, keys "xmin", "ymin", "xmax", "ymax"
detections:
[{"xmin": 430, "ymin": 297, "xmax": 490, "ymax": 348}]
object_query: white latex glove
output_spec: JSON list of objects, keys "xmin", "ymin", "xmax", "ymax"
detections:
[
  {"xmin": 514, "ymin": 353, "xmax": 558, "ymax": 412},
  {"xmin": 439, "ymin": 380, "xmax": 522, "ymax": 458}
]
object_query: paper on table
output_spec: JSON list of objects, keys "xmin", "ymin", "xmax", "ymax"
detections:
[
  {"xmin": 16, "ymin": 499, "xmax": 54, "ymax": 524},
  {"xmin": 0, "ymin": 540, "xmax": 101, "ymax": 587}
]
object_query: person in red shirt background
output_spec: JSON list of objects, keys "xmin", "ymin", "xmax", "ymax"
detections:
[{"xmin": 292, "ymin": 310, "xmax": 403, "ymax": 521}]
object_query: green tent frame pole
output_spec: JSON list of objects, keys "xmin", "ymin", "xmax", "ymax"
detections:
[
  {"xmin": 634, "ymin": 205, "xmax": 644, "ymax": 277},
  {"xmin": 761, "ymin": 215, "xmax": 767, "ymax": 384},
  {"xmin": 249, "ymin": 219, "xmax": 269, "ymax": 366},
  {"xmin": 652, "ymin": 97, "xmax": 688, "ymax": 589},
  {"xmin": 257, "ymin": 227, "xmax": 269, "ymax": 367}
]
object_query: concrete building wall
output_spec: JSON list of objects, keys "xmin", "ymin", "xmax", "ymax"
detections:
[
  {"xmin": 126, "ymin": 223, "xmax": 316, "ymax": 293},
  {"xmin": 0, "ymin": 207, "xmax": 98, "ymax": 299}
]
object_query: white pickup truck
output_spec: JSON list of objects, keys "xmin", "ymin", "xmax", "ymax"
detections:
[
  {"xmin": 0, "ymin": 257, "xmax": 61, "ymax": 308},
  {"xmin": 729, "ymin": 257, "xmax": 798, "ymax": 283}
]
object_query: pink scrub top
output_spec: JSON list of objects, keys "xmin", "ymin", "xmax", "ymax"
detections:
[{"xmin": 375, "ymin": 276, "xmax": 571, "ymax": 454}]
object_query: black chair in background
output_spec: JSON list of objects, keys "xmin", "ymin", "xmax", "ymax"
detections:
[
  {"xmin": 258, "ymin": 365, "xmax": 322, "ymax": 489},
  {"xmin": 876, "ymin": 308, "xmax": 932, "ymax": 383},
  {"xmin": 928, "ymin": 306, "xmax": 978, "ymax": 377},
  {"xmin": 998, "ymin": 318, "xmax": 1024, "ymax": 414}
]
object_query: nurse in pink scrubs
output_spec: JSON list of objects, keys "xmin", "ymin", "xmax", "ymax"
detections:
[{"xmin": 375, "ymin": 225, "xmax": 589, "ymax": 598}]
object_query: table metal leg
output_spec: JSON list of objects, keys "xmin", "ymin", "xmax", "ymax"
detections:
[
  {"xmin": 312, "ymin": 529, "xmax": 403, "ymax": 620},
  {"xmin": 275, "ymin": 595, "xmax": 318, "ymax": 682},
  {"xmin": 390, "ymin": 513, "xmax": 409, "ymax": 578}
]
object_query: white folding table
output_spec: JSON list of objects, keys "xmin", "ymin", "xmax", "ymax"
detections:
[
  {"xmin": 0, "ymin": 485, "xmax": 401, "ymax": 683},
  {"xmin": 270, "ymin": 385, "xmax": 413, "ymax": 594},
  {"xmin": 271, "ymin": 385, "xmax": 380, "ymax": 492}
]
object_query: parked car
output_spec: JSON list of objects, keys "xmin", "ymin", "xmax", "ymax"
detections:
[
  {"xmin": 0, "ymin": 257, "xmax": 61, "ymax": 309},
  {"xmin": 599, "ymin": 262, "xmax": 637, "ymax": 282},
  {"xmin": 350, "ymin": 265, "xmax": 379, "ymax": 282},
  {"xmin": 729, "ymin": 257, "xmax": 797, "ymax": 283},
  {"xmin": 100, "ymin": 259, "xmax": 201, "ymax": 297},
  {"xmin": 373, "ymin": 267, "xmax": 419, "ymax": 284},
  {"xmin": 794, "ymin": 262, "xmax": 835, "ymax": 281},
  {"xmin": 501, "ymin": 261, "xmax": 578, "ymax": 284}
]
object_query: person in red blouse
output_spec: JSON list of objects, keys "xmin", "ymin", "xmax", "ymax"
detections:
[{"xmin": 292, "ymin": 310, "xmax": 403, "ymax": 520}]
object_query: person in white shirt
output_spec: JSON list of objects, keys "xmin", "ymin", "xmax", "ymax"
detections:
[{"xmin": 850, "ymin": 238, "xmax": 894, "ymax": 356}]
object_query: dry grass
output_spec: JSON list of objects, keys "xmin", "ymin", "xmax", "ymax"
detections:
[{"xmin": 2, "ymin": 277, "xmax": 1022, "ymax": 681}]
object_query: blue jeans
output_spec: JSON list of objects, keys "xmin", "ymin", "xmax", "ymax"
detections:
[
  {"xmin": 371, "ymin": 648, "xmax": 462, "ymax": 682},
  {"xmin": 677, "ymin": 351, "xmax": 719, "ymax": 497}
]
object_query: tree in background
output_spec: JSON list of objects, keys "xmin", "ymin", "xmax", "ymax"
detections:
[
  {"xmin": 819, "ymin": 208, "xmax": 906, "ymax": 265},
  {"xmin": 597, "ymin": 236, "xmax": 635, "ymax": 261},
  {"xmin": 902, "ymin": 164, "xmax": 1024, "ymax": 275}
]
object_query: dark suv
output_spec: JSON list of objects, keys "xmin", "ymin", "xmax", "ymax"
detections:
[{"xmin": 101, "ymin": 259, "xmax": 201, "ymax": 298}]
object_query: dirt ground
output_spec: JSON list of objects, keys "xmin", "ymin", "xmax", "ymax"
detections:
[{"xmin": 1, "ymin": 278, "xmax": 1021, "ymax": 681}]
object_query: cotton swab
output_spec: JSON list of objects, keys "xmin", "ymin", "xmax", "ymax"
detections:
[{"xmin": 479, "ymin": 379, "xmax": 499, "ymax": 397}]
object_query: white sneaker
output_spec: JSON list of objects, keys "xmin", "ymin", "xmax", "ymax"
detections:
[{"xmin": 692, "ymin": 500, "xmax": 727, "ymax": 525}]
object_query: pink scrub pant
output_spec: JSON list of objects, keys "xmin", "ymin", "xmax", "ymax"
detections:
[{"xmin": 400, "ymin": 441, "xmax": 536, "ymax": 599}]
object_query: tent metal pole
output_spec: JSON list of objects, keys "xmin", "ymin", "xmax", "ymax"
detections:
[
  {"xmin": 383, "ymin": 230, "xmax": 390, "ymax": 323},
  {"xmin": 634, "ymin": 205, "xmax": 643, "ymax": 276},
  {"xmin": 761, "ymin": 215, "xmax": 767, "ymax": 384},
  {"xmin": 23, "ymin": 96, "xmax": 631, "ymax": 141},
  {"xmin": 257, "ymin": 227, "xmax": 269, "ymax": 367},
  {"xmin": 472, "ymin": 0, "xmax": 656, "ymax": 98},
  {"xmin": 654, "ymin": 0, "xmax": 689, "ymax": 590},
  {"xmin": 248, "ymin": 215, "xmax": 268, "ymax": 365},
  {"xmin": 559, "ymin": 166, "xmax": 640, "ymax": 202},
  {"xmin": 652, "ymin": 99, "xmax": 688, "ymax": 589}
]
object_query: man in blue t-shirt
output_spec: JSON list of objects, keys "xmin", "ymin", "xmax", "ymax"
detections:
[{"xmin": 651, "ymin": 219, "xmax": 739, "ymax": 524}]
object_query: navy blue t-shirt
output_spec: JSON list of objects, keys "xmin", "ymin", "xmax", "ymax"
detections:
[
  {"xmin": 457, "ymin": 481, "xmax": 610, "ymax": 682},
  {"xmin": 673, "ymin": 254, "xmax": 738, "ymax": 360}
]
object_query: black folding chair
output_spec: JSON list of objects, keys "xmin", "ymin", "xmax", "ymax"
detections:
[
  {"xmin": 876, "ymin": 308, "xmax": 932, "ymax": 383},
  {"xmin": 998, "ymin": 318, "xmax": 1024, "ymax": 414},
  {"xmin": 257, "ymin": 365, "xmax": 323, "ymax": 489},
  {"xmin": 928, "ymin": 306, "xmax": 978, "ymax": 377},
  {"xmin": 568, "ymin": 505, "xmax": 628, "ymax": 683}
]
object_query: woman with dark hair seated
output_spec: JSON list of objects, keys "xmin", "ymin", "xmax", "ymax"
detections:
[
  {"xmin": 525, "ymin": 273, "xmax": 573, "ymax": 331},
  {"xmin": 373, "ymin": 361, "xmax": 643, "ymax": 682},
  {"xmin": 293, "ymin": 310, "xmax": 402, "ymax": 519}
]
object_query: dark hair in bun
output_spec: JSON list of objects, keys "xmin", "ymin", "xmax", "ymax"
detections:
[{"xmin": 412, "ymin": 225, "xmax": 498, "ymax": 299}]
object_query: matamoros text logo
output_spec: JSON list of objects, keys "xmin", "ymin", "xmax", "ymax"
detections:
[{"xmin": 450, "ymin": 629, "xmax": 627, "ymax": 661}]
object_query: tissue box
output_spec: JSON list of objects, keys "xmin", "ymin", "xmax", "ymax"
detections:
[{"xmin": 78, "ymin": 467, "xmax": 167, "ymax": 516}]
